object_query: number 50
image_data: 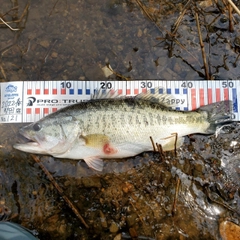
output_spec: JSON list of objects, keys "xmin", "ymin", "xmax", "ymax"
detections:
[{"xmin": 222, "ymin": 81, "xmax": 234, "ymax": 88}]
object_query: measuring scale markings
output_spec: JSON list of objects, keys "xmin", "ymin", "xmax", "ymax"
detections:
[{"xmin": 0, "ymin": 80, "xmax": 239, "ymax": 123}]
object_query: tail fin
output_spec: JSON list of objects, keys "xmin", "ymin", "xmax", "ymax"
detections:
[{"xmin": 197, "ymin": 100, "xmax": 233, "ymax": 134}]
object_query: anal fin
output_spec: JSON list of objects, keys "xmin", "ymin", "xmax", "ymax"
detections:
[{"xmin": 161, "ymin": 136, "xmax": 185, "ymax": 151}]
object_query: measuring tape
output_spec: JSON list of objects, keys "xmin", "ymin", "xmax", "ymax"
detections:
[{"xmin": 0, "ymin": 80, "xmax": 239, "ymax": 123}]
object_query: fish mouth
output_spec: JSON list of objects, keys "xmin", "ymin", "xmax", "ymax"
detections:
[
  {"xmin": 13, "ymin": 128, "xmax": 44, "ymax": 153},
  {"xmin": 13, "ymin": 141, "xmax": 47, "ymax": 154},
  {"xmin": 13, "ymin": 136, "xmax": 47, "ymax": 154},
  {"xmin": 19, "ymin": 127, "xmax": 34, "ymax": 141},
  {"xmin": 18, "ymin": 126, "xmax": 43, "ymax": 145},
  {"xmin": 14, "ymin": 141, "xmax": 40, "ymax": 148}
]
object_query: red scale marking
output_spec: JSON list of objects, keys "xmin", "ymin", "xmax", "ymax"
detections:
[
  {"xmin": 44, "ymin": 89, "xmax": 49, "ymax": 94},
  {"xmin": 27, "ymin": 89, "xmax": 32, "ymax": 95},
  {"xmin": 208, "ymin": 89, "xmax": 213, "ymax": 104},
  {"xmin": 134, "ymin": 89, "xmax": 139, "ymax": 94},
  {"xmin": 126, "ymin": 89, "xmax": 130, "ymax": 95},
  {"xmin": 118, "ymin": 89, "xmax": 122, "ymax": 95},
  {"xmin": 52, "ymin": 108, "xmax": 57, "ymax": 112},
  {"xmin": 44, "ymin": 108, "xmax": 49, "ymax": 114},
  {"xmin": 142, "ymin": 88, "xmax": 147, "ymax": 93},
  {"xmin": 224, "ymin": 88, "xmax": 229, "ymax": 100},
  {"xmin": 61, "ymin": 88, "xmax": 66, "ymax": 95},
  {"xmin": 36, "ymin": 89, "xmax": 40, "ymax": 95},
  {"xmin": 26, "ymin": 108, "xmax": 31, "ymax": 114},
  {"xmin": 191, "ymin": 89, "xmax": 196, "ymax": 110},
  {"xmin": 35, "ymin": 108, "xmax": 40, "ymax": 114},
  {"xmin": 199, "ymin": 88, "xmax": 204, "ymax": 106},
  {"xmin": 52, "ymin": 89, "xmax": 57, "ymax": 95},
  {"xmin": 216, "ymin": 88, "xmax": 220, "ymax": 102}
]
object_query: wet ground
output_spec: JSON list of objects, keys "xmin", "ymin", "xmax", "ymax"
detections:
[
  {"xmin": 1, "ymin": 0, "xmax": 240, "ymax": 81},
  {"xmin": 1, "ymin": 0, "xmax": 240, "ymax": 239},
  {"xmin": 1, "ymin": 122, "xmax": 240, "ymax": 239}
]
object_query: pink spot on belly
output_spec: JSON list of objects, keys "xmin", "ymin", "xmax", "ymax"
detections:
[{"xmin": 103, "ymin": 143, "xmax": 118, "ymax": 155}]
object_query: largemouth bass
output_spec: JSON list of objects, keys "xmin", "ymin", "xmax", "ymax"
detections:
[{"xmin": 14, "ymin": 89, "xmax": 233, "ymax": 171}]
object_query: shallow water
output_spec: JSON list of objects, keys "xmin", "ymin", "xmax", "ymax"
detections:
[
  {"xmin": 1, "ymin": 0, "xmax": 240, "ymax": 239},
  {"xmin": 1, "ymin": 0, "xmax": 240, "ymax": 81},
  {"xmin": 0, "ymin": 122, "xmax": 240, "ymax": 239}
]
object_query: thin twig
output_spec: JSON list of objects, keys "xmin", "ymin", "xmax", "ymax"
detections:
[
  {"xmin": 214, "ymin": 0, "xmax": 226, "ymax": 13},
  {"xmin": 0, "ymin": 3, "xmax": 30, "ymax": 26},
  {"xmin": 38, "ymin": 39, "xmax": 59, "ymax": 80},
  {"xmin": 0, "ymin": 33, "xmax": 19, "ymax": 56},
  {"xmin": 12, "ymin": 0, "xmax": 19, "ymax": 20},
  {"xmin": 161, "ymin": 133, "xmax": 178, "ymax": 156},
  {"xmin": 135, "ymin": 0, "xmax": 155, "ymax": 22},
  {"xmin": 172, "ymin": 178, "xmax": 181, "ymax": 216},
  {"xmin": 0, "ymin": 65, "xmax": 7, "ymax": 80},
  {"xmin": 17, "ymin": 2, "xmax": 30, "ymax": 25},
  {"xmin": 44, "ymin": 39, "xmax": 58, "ymax": 63},
  {"xmin": 0, "ymin": 17, "xmax": 20, "ymax": 31},
  {"xmin": 228, "ymin": 3, "xmax": 234, "ymax": 32},
  {"xmin": 135, "ymin": 0, "xmax": 163, "ymax": 34},
  {"xmin": 30, "ymin": 154, "xmax": 89, "ymax": 228},
  {"xmin": 106, "ymin": 64, "xmax": 131, "ymax": 81},
  {"xmin": 171, "ymin": 0, "xmax": 192, "ymax": 35},
  {"xmin": 156, "ymin": 143, "xmax": 165, "ymax": 161},
  {"xmin": 129, "ymin": 200, "xmax": 144, "ymax": 224},
  {"xmin": 171, "ymin": 133, "xmax": 178, "ymax": 157},
  {"xmin": 156, "ymin": 32, "xmax": 203, "ymax": 66},
  {"xmin": 49, "ymin": 0, "xmax": 60, "ymax": 16},
  {"xmin": 149, "ymin": 136, "xmax": 156, "ymax": 152},
  {"xmin": 16, "ymin": 38, "xmax": 31, "ymax": 56},
  {"xmin": 195, "ymin": 11, "xmax": 210, "ymax": 80},
  {"xmin": 226, "ymin": 0, "xmax": 240, "ymax": 16},
  {"xmin": 1, "ymin": 6, "xmax": 19, "ymax": 18},
  {"xmin": 205, "ymin": 186, "xmax": 240, "ymax": 215},
  {"xmin": 171, "ymin": 8, "xmax": 187, "ymax": 35},
  {"xmin": 233, "ymin": 53, "xmax": 240, "ymax": 67}
]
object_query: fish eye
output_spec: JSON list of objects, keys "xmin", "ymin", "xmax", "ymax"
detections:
[{"xmin": 33, "ymin": 123, "xmax": 42, "ymax": 131}]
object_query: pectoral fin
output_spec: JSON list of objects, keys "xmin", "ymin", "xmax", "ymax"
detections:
[
  {"xmin": 82, "ymin": 134, "xmax": 109, "ymax": 148},
  {"xmin": 84, "ymin": 156, "xmax": 104, "ymax": 171},
  {"xmin": 161, "ymin": 136, "xmax": 184, "ymax": 151}
]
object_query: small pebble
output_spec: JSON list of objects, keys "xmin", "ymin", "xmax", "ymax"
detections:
[
  {"xmin": 109, "ymin": 221, "xmax": 119, "ymax": 233},
  {"xmin": 114, "ymin": 233, "xmax": 122, "ymax": 240},
  {"xmin": 39, "ymin": 40, "xmax": 50, "ymax": 48},
  {"xmin": 99, "ymin": 210, "xmax": 108, "ymax": 228},
  {"xmin": 137, "ymin": 29, "xmax": 142, "ymax": 38},
  {"xmin": 51, "ymin": 52, "xmax": 58, "ymax": 58},
  {"xmin": 219, "ymin": 221, "xmax": 240, "ymax": 240}
]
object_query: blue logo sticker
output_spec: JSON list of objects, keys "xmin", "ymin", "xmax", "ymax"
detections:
[{"xmin": 5, "ymin": 84, "xmax": 17, "ymax": 93}]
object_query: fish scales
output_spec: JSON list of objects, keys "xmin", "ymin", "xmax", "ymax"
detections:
[
  {"xmin": 13, "ymin": 90, "xmax": 233, "ymax": 171},
  {"xmin": 72, "ymin": 98, "xmax": 208, "ymax": 144}
]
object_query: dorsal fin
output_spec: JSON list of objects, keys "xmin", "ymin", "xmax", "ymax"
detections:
[
  {"xmin": 91, "ymin": 89, "xmax": 124, "ymax": 100},
  {"xmin": 91, "ymin": 87, "xmax": 176, "ymax": 108},
  {"xmin": 135, "ymin": 87, "xmax": 177, "ymax": 108}
]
